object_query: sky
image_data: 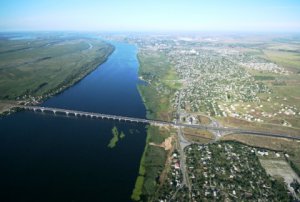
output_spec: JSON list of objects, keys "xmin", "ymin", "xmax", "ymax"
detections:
[{"xmin": 0, "ymin": 0, "xmax": 300, "ymax": 32}]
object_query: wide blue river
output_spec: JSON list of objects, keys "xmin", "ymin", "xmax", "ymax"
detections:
[{"xmin": 0, "ymin": 42, "xmax": 147, "ymax": 201}]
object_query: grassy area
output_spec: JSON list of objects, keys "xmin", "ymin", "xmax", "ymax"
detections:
[
  {"xmin": 0, "ymin": 35, "xmax": 114, "ymax": 102},
  {"xmin": 0, "ymin": 100, "xmax": 19, "ymax": 115},
  {"xmin": 132, "ymin": 49, "xmax": 180, "ymax": 200},
  {"xmin": 107, "ymin": 126, "xmax": 119, "ymax": 148},
  {"xmin": 218, "ymin": 116, "xmax": 300, "ymax": 137},
  {"xmin": 183, "ymin": 128, "xmax": 214, "ymax": 143},
  {"xmin": 137, "ymin": 51, "xmax": 178, "ymax": 121},
  {"xmin": 120, "ymin": 132, "xmax": 125, "ymax": 139},
  {"xmin": 185, "ymin": 134, "xmax": 213, "ymax": 144},
  {"xmin": 197, "ymin": 115, "xmax": 212, "ymax": 125},
  {"xmin": 131, "ymin": 126, "xmax": 171, "ymax": 201},
  {"xmin": 259, "ymin": 158, "xmax": 299, "ymax": 190},
  {"xmin": 107, "ymin": 126, "xmax": 125, "ymax": 148},
  {"xmin": 253, "ymin": 75, "xmax": 275, "ymax": 80},
  {"xmin": 131, "ymin": 176, "xmax": 145, "ymax": 201},
  {"xmin": 263, "ymin": 49, "xmax": 300, "ymax": 72}
]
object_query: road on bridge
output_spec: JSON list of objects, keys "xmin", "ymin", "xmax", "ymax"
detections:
[{"xmin": 16, "ymin": 105, "xmax": 300, "ymax": 141}]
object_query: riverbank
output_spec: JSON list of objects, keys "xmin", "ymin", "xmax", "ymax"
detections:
[
  {"xmin": 131, "ymin": 125, "xmax": 174, "ymax": 201},
  {"xmin": 0, "ymin": 100, "xmax": 20, "ymax": 116},
  {"xmin": 132, "ymin": 49, "xmax": 179, "ymax": 201},
  {"xmin": 0, "ymin": 35, "xmax": 114, "ymax": 115},
  {"xmin": 136, "ymin": 51, "xmax": 178, "ymax": 121}
]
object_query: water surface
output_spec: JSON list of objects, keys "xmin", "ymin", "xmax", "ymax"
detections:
[{"xmin": 0, "ymin": 42, "xmax": 147, "ymax": 202}]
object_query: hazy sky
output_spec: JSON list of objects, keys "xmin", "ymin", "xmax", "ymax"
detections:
[{"xmin": 1, "ymin": 0, "xmax": 300, "ymax": 32}]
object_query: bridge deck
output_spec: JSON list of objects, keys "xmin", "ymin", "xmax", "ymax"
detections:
[
  {"xmin": 16, "ymin": 105, "xmax": 300, "ymax": 141},
  {"xmin": 21, "ymin": 105, "xmax": 168, "ymax": 125}
]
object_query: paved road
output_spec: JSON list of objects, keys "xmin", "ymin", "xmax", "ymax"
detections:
[
  {"xmin": 175, "ymin": 91, "xmax": 192, "ymax": 200},
  {"xmin": 16, "ymin": 105, "xmax": 300, "ymax": 141},
  {"xmin": 177, "ymin": 123, "xmax": 300, "ymax": 141}
]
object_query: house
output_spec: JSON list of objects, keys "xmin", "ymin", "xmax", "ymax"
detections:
[{"xmin": 175, "ymin": 162, "xmax": 180, "ymax": 170}]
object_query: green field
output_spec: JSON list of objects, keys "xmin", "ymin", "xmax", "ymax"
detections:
[
  {"xmin": 263, "ymin": 49, "xmax": 300, "ymax": 72},
  {"xmin": 137, "ymin": 51, "xmax": 178, "ymax": 121},
  {"xmin": 133, "ymin": 49, "xmax": 183, "ymax": 201},
  {"xmin": 131, "ymin": 126, "xmax": 172, "ymax": 201},
  {"xmin": 0, "ymin": 35, "xmax": 114, "ymax": 101}
]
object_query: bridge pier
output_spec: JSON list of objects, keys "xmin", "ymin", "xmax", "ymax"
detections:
[
  {"xmin": 18, "ymin": 105, "xmax": 165, "ymax": 126},
  {"xmin": 12, "ymin": 105, "xmax": 300, "ymax": 142}
]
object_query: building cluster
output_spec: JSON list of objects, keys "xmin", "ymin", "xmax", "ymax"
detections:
[
  {"xmin": 185, "ymin": 142, "xmax": 290, "ymax": 201},
  {"xmin": 167, "ymin": 45, "xmax": 270, "ymax": 117},
  {"xmin": 225, "ymin": 49, "xmax": 290, "ymax": 75},
  {"xmin": 125, "ymin": 36, "xmax": 298, "ymax": 201},
  {"xmin": 155, "ymin": 150, "xmax": 189, "ymax": 202},
  {"xmin": 155, "ymin": 142, "xmax": 291, "ymax": 201},
  {"xmin": 138, "ymin": 38, "xmax": 299, "ymax": 127}
]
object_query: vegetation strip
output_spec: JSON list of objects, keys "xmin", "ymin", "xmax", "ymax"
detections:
[{"xmin": 107, "ymin": 126, "xmax": 125, "ymax": 148}]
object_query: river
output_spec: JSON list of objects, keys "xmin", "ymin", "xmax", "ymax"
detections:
[{"xmin": 0, "ymin": 42, "xmax": 147, "ymax": 201}]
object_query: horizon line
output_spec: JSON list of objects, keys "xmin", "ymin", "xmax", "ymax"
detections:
[{"xmin": 1, "ymin": 29, "xmax": 300, "ymax": 34}]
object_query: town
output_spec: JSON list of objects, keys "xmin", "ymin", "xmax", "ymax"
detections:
[
  {"xmin": 126, "ymin": 34, "xmax": 300, "ymax": 201},
  {"xmin": 135, "ymin": 37, "xmax": 300, "ymax": 128},
  {"xmin": 155, "ymin": 142, "xmax": 293, "ymax": 201}
]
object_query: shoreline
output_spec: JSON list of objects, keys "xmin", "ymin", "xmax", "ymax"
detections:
[
  {"xmin": 0, "ymin": 44, "xmax": 115, "ymax": 116},
  {"xmin": 132, "ymin": 49, "xmax": 174, "ymax": 201}
]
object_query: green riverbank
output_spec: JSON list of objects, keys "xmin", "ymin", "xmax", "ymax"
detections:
[
  {"xmin": 0, "ymin": 35, "xmax": 114, "ymax": 113},
  {"xmin": 132, "ymin": 50, "xmax": 179, "ymax": 201}
]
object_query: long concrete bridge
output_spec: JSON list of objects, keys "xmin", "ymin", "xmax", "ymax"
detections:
[
  {"xmin": 17, "ymin": 105, "xmax": 300, "ymax": 141},
  {"xmin": 19, "ymin": 105, "xmax": 169, "ymax": 125}
]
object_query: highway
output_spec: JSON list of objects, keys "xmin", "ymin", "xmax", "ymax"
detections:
[{"xmin": 177, "ymin": 123, "xmax": 300, "ymax": 141}]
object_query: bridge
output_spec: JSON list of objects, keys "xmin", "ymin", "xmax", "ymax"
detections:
[
  {"xmin": 17, "ymin": 105, "xmax": 300, "ymax": 141},
  {"xmin": 19, "ymin": 105, "xmax": 170, "ymax": 126}
]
